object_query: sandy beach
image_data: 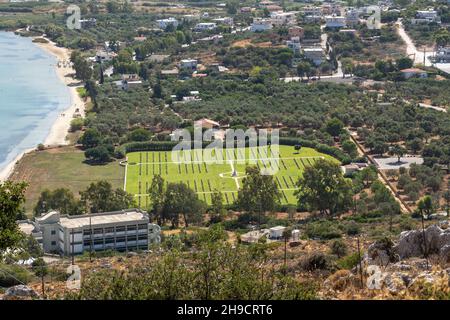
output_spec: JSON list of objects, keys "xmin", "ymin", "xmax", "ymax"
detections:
[
  {"xmin": 0, "ymin": 35, "xmax": 85, "ymax": 182},
  {"xmin": 33, "ymin": 37, "xmax": 86, "ymax": 146}
]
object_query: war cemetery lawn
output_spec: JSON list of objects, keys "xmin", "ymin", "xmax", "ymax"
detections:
[{"xmin": 125, "ymin": 146, "xmax": 339, "ymax": 206}]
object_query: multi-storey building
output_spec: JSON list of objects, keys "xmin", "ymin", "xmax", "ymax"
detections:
[{"xmin": 18, "ymin": 209, "xmax": 160, "ymax": 255}]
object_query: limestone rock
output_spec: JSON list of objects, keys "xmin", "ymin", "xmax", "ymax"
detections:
[{"xmin": 2, "ymin": 285, "xmax": 39, "ymax": 300}]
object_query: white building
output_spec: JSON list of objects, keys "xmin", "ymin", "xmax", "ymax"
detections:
[
  {"xmin": 346, "ymin": 8, "xmax": 360, "ymax": 27},
  {"xmin": 269, "ymin": 226, "xmax": 286, "ymax": 240},
  {"xmin": 436, "ymin": 47, "xmax": 450, "ymax": 62},
  {"xmin": 412, "ymin": 9, "xmax": 440, "ymax": 24},
  {"xmin": 120, "ymin": 74, "xmax": 142, "ymax": 90},
  {"xmin": 303, "ymin": 47, "xmax": 326, "ymax": 66},
  {"xmin": 270, "ymin": 11, "xmax": 298, "ymax": 26},
  {"xmin": 157, "ymin": 17, "xmax": 179, "ymax": 30},
  {"xmin": 325, "ymin": 15, "xmax": 346, "ymax": 28},
  {"xmin": 180, "ymin": 59, "xmax": 198, "ymax": 69},
  {"xmin": 287, "ymin": 37, "xmax": 301, "ymax": 54},
  {"xmin": 194, "ymin": 22, "xmax": 217, "ymax": 32},
  {"xmin": 19, "ymin": 209, "xmax": 160, "ymax": 255},
  {"xmin": 212, "ymin": 17, "xmax": 234, "ymax": 26},
  {"xmin": 95, "ymin": 50, "xmax": 117, "ymax": 63},
  {"xmin": 250, "ymin": 18, "xmax": 273, "ymax": 32}
]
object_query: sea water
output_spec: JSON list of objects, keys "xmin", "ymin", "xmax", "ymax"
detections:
[{"xmin": 0, "ymin": 32, "xmax": 71, "ymax": 174}]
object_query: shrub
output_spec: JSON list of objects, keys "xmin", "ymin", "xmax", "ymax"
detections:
[
  {"xmin": 305, "ymin": 220, "xmax": 342, "ymax": 240},
  {"xmin": 330, "ymin": 240, "xmax": 348, "ymax": 258},
  {"xmin": 345, "ymin": 221, "xmax": 360, "ymax": 236},
  {"xmin": 336, "ymin": 252, "xmax": 361, "ymax": 270},
  {"xmin": 70, "ymin": 118, "xmax": 84, "ymax": 132},
  {"xmin": 300, "ymin": 253, "xmax": 332, "ymax": 271},
  {"xmin": 0, "ymin": 264, "xmax": 32, "ymax": 287}
]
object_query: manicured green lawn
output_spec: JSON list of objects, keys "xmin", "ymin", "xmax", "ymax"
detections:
[{"xmin": 125, "ymin": 146, "xmax": 338, "ymax": 206}]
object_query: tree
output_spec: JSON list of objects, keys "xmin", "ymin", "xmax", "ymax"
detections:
[
  {"xmin": 34, "ymin": 188, "xmax": 83, "ymax": 216},
  {"xmin": 32, "ymin": 257, "xmax": 48, "ymax": 297},
  {"xmin": 389, "ymin": 145, "xmax": 407, "ymax": 163},
  {"xmin": 330, "ymin": 240, "xmax": 347, "ymax": 258},
  {"xmin": 325, "ymin": 118, "xmax": 344, "ymax": 137},
  {"xmin": 356, "ymin": 165, "xmax": 378, "ymax": 188},
  {"xmin": 395, "ymin": 57, "xmax": 413, "ymax": 70},
  {"xmin": 163, "ymin": 182, "xmax": 206, "ymax": 228},
  {"xmin": 434, "ymin": 29, "xmax": 450, "ymax": 47},
  {"xmin": 80, "ymin": 181, "xmax": 136, "ymax": 213},
  {"xmin": 295, "ymin": 159, "xmax": 353, "ymax": 216},
  {"xmin": 297, "ymin": 61, "xmax": 312, "ymax": 79},
  {"xmin": 341, "ymin": 140, "xmax": 358, "ymax": 158},
  {"xmin": 417, "ymin": 195, "xmax": 434, "ymax": 218},
  {"xmin": 149, "ymin": 175, "xmax": 165, "ymax": 224},
  {"xmin": 71, "ymin": 53, "xmax": 92, "ymax": 81},
  {"xmin": 79, "ymin": 128, "xmax": 102, "ymax": 149},
  {"xmin": 0, "ymin": 181, "xmax": 27, "ymax": 254},
  {"xmin": 210, "ymin": 189, "xmax": 225, "ymax": 223},
  {"xmin": 236, "ymin": 166, "xmax": 281, "ymax": 227},
  {"xmin": 84, "ymin": 145, "xmax": 112, "ymax": 164},
  {"xmin": 128, "ymin": 128, "xmax": 151, "ymax": 142}
]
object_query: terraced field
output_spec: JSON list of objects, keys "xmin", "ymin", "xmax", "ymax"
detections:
[{"xmin": 125, "ymin": 146, "xmax": 338, "ymax": 206}]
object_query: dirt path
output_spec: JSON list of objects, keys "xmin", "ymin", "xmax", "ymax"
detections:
[{"xmin": 348, "ymin": 131, "xmax": 412, "ymax": 213}]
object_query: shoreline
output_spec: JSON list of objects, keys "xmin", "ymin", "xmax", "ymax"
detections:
[{"xmin": 0, "ymin": 34, "xmax": 86, "ymax": 182}]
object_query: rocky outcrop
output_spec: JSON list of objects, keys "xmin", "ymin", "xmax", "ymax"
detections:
[
  {"xmin": 364, "ymin": 237, "xmax": 399, "ymax": 266},
  {"xmin": 393, "ymin": 225, "xmax": 450, "ymax": 261},
  {"xmin": 2, "ymin": 285, "xmax": 39, "ymax": 300}
]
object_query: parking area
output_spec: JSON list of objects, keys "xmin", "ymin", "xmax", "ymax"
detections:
[{"xmin": 373, "ymin": 156, "xmax": 424, "ymax": 170}]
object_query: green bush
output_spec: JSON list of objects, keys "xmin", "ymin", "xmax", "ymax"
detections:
[
  {"xmin": 300, "ymin": 253, "xmax": 333, "ymax": 271},
  {"xmin": 304, "ymin": 220, "xmax": 342, "ymax": 240},
  {"xmin": 0, "ymin": 264, "xmax": 32, "ymax": 287},
  {"xmin": 336, "ymin": 252, "xmax": 361, "ymax": 270},
  {"xmin": 330, "ymin": 240, "xmax": 348, "ymax": 258}
]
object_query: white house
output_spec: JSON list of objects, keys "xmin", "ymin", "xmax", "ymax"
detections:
[
  {"xmin": 157, "ymin": 17, "xmax": 179, "ymax": 30},
  {"xmin": 95, "ymin": 50, "xmax": 117, "ymax": 63},
  {"xmin": 212, "ymin": 17, "xmax": 234, "ymax": 26},
  {"xmin": 194, "ymin": 22, "xmax": 217, "ymax": 31},
  {"xmin": 120, "ymin": 74, "xmax": 142, "ymax": 90},
  {"xmin": 325, "ymin": 15, "xmax": 346, "ymax": 28},
  {"xmin": 250, "ymin": 18, "xmax": 273, "ymax": 32},
  {"xmin": 303, "ymin": 47, "xmax": 326, "ymax": 66},
  {"xmin": 180, "ymin": 59, "xmax": 198, "ymax": 69},
  {"xmin": 270, "ymin": 11, "xmax": 298, "ymax": 26}
]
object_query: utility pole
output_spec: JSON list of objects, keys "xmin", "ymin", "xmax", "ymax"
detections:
[
  {"xmin": 71, "ymin": 229, "xmax": 75, "ymax": 266},
  {"xmin": 423, "ymin": 48, "xmax": 426, "ymax": 66},
  {"xmin": 421, "ymin": 214, "xmax": 429, "ymax": 270},
  {"xmin": 89, "ymin": 216, "xmax": 93, "ymax": 263},
  {"xmin": 41, "ymin": 268, "xmax": 45, "ymax": 299},
  {"xmin": 357, "ymin": 237, "xmax": 364, "ymax": 288}
]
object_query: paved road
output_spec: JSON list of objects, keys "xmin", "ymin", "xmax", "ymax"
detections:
[{"xmin": 396, "ymin": 20, "xmax": 450, "ymax": 75}]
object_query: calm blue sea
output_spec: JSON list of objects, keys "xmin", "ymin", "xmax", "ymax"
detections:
[{"xmin": 0, "ymin": 32, "xmax": 71, "ymax": 174}]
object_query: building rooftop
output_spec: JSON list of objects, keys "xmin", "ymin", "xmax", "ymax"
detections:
[
  {"xmin": 59, "ymin": 210, "xmax": 148, "ymax": 229},
  {"xmin": 18, "ymin": 220, "xmax": 37, "ymax": 235},
  {"xmin": 400, "ymin": 68, "xmax": 426, "ymax": 73}
]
